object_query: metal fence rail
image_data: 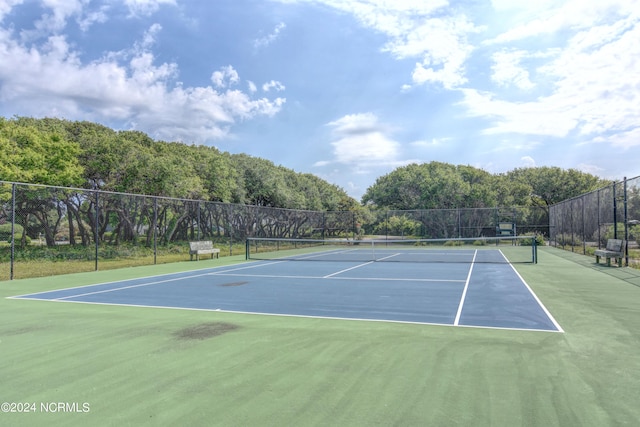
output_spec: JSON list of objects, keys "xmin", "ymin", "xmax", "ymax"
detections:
[
  {"xmin": 5, "ymin": 177, "xmax": 638, "ymax": 280},
  {"xmin": 549, "ymin": 176, "xmax": 640, "ymax": 267}
]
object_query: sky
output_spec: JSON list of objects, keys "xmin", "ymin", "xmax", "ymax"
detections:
[{"xmin": 0, "ymin": 0, "xmax": 639, "ymax": 200}]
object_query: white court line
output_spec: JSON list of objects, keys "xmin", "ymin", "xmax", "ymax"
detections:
[
  {"xmin": 7, "ymin": 261, "xmax": 266, "ymax": 299},
  {"xmin": 212, "ymin": 272, "xmax": 465, "ymax": 283},
  {"xmin": 52, "ymin": 272, "xmax": 215, "ymax": 300},
  {"xmin": 323, "ymin": 261, "xmax": 375, "ymax": 278},
  {"xmin": 7, "ymin": 298, "xmax": 563, "ymax": 332},
  {"xmin": 454, "ymin": 249, "xmax": 477, "ymax": 326},
  {"xmin": 55, "ymin": 260, "xmax": 294, "ymax": 300},
  {"xmin": 376, "ymin": 253, "xmax": 402, "ymax": 261},
  {"xmin": 498, "ymin": 249, "xmax": 565, "ymax": 333}
]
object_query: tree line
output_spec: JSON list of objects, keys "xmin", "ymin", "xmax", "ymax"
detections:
[
  {"xmin": 1, "ymin": 116, "xmax": 608, "ymax": 213},
  {"xmin": 0, "ymin": 116, "xmax": 358, "ymax": 212}
]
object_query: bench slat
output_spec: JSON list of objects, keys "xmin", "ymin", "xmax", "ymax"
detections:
[
  {"xmin": 189, "ymin": 241, "xmax": 220, "ymax": 261},
  {"xmin": 595, "ymin": 239, "xmax": 625, "ymax": 267}
]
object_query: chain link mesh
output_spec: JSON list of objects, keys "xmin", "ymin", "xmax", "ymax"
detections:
[
  {"xmin": 2, "ymin": 177, "xmax": 638, "ymax": 279},
  {"xmin": 549, "ymin": 176, "xmax": 639, "ymax": 267}
]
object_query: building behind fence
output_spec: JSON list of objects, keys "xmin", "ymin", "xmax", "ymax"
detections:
[{"xmin": 1, "ymin": 176, "xmax": 638, "ymax": 279}]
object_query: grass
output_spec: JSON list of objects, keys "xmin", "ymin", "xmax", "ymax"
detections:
[
  {"xmin": 0, "ymin": 242, "xmax": 247, "ymax": 280},
  {"xmin": 1, "ymin": 247, "xmax": 639, "ymax": 426}
]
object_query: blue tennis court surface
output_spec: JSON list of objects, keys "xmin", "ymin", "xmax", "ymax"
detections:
[{"xmin": 11, "ymin": 252, "xmax": 563, "ymax": 332}]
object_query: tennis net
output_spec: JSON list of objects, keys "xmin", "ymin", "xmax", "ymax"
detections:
[{"xmin": 245, "ymin": 236, "xmax": 538, "ymax": 264}]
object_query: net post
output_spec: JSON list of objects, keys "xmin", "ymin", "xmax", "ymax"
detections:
[
  {"xmin": 245, "ymin": 239, "xmax": 250, "ymax": 260},
  {"xmin": 533, "ymin": 235, "xmax": 538, "ymax": 264}
]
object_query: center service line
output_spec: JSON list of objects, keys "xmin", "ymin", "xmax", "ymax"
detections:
[
  {"xmin": 323, "ymin": 261, "xmax": 374, "ymax": 278},
  {"xmin": 453, "ymin": 250, "xmax": 477, "ymax": 326}
]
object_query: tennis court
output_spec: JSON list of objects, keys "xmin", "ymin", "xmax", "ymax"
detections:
[
  {"xmin": 3, "ymin": 245, "xmax": 640, "ymax": 426},
  {"xmin": 11, "ymin": 238, "xmax": 561, "ymax": 332}
]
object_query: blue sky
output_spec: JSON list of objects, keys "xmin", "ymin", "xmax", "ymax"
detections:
[{"xmin": 1, "ymin": 0, "xmax": 638, "ymax": 200}]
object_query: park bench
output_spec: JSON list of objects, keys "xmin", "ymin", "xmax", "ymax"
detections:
[
  {"xmin": 496, "ymin": 222, "xmax": 515, "ymax": 236},
  {"xmin": 595, "ymin": 239, "xmax": 625, "ymax": 267},
  {"xmin": 189, "ymin": 241, "xmax": 220, "ymax": 261}
]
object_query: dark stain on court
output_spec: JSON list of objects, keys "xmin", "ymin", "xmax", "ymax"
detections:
[
  {"xmin": 218, "ymin": 281, "xmax": 249, "ymax": 287},
  {"xmin": 173, "ymin": 322, "xmax": 240, "ymax": 340}
]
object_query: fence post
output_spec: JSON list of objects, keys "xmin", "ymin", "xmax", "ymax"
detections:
[
  {"xmin": 613, "ymin": 181, "xmax": 618, "ymax": 240},
  {"xmin": 582, "ymin": 197, "xmax": 586, "ymax": 255},
  {"xmin": 624, "ymin": 177, "xmax": 628, "ymax": 266},
  {"xmin": 10, "ymin": 183, "xmax": 16, "ymax": 280},
  {"xmin": 597, "ymin": 188, "xmax": 601, "ymax": 248},
  {"xmin": 197, "ymin": 201, "xmax": 201, "ymax": 241},
  {"xmin": 153, "ymin": 197, "xmax": 158, "ymax": 265},
  {"xmin": 94, "ymin": 191, "xmax": 99, "ymax": 271}
]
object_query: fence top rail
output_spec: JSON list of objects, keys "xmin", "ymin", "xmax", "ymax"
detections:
[
  {"xmin": 549, "ymin": 175, "xmax": 640, "ymax": 208},
  {"xmin": 0, "ymin": 180, "xmax": 323, "ymax": 214}
]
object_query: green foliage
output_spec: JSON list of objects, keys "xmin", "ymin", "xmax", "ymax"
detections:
[
  {"xmin": 0, "ymin": 117, "xmax": 358, "ymax": 212},
  {"xmin": 362, "ymin": 162, "xmax": 492, "ymax": 209},
  {"xmin": 504, "ymin": 166, "xmax": 606, "ymax": 208},
  {"xmin": 0, "ymin": 223, "xmax": 22, "ymax": 240},
  {"xmin": 554, "ymin": 233, "xmax": 583, "ymax": 247},
  {"xmin": 591, "ymin": 223, "xmax": 638, "ymax": 246},
  {"xmin": 0, "ymin": 118, "xmax": 84, "ymax": 186},
  {"xmin": 0, "ymin": 223, "xmax": 29, "ymax": 245},
  {"xmin": 362, "ymin": 162, "xmax": 606, "ymax": 210},
  {"xmin": 373, "ymin": 215, "xmax": 422, "ymax": 237},
  {"xmin": 518, "ymin": 234, "xmax": 545, "ymax": 246}
]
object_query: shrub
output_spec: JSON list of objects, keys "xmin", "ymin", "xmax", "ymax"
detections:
[
  {"xmin": 554, "ymin": 233, "xmax": 582, "ymax": 246},
  {"xmin": 518, "ymin": 234, "xmax": 545, "ymax": 246},
  {"xmin": 0, "ymin": 223, "xmax": 24, "ymax": 240}
]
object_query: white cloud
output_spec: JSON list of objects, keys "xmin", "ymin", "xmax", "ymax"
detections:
[
  {"xmin": 490, "ymin": 49, "xmax": 534, "ymax": 90},
  {"xmin": 123, "ymin": 0, "xmax": 176, "ymax": 17},
  {"xmin": 458, "ymin": 89, "xmax": 578, "ymax": 137},
  {"xmin": 254, "ymin": 22, "xmax": 286, "ymax": 49},
  {"xmin": 520, "ymin": 156, "xmax": 536, "ymax": 167},
  {"xmin": 0, "ymin": 18, "xmax": 285, "ymax": 143},
  {"xmin": 488, "ymin": 0, "xmax": 635, "ymax": 44},
  {"xmin": 410, "ymin": 138, "xmax": 448, "ymax": 148},
  {"xmin": 32, "ymin": 0, "xmax": 84, "ymax": 33},
  {"xmin": 460, "ymin": 6, "xmax": 640, "ymax": 147},
  {"xmin": 591, "ymin": 128, "xmax": 640, "ymax": 150},
  {"xmin": 0, "ymin": 1, "xmax": 24, "ymax": 22},
  {"xmin": 490, "ymin": 0, "xmax": 556, "ymax": 13},
  {"xmin": 211, "ymin": 65, "xmax": 240, "ymax": 88},
  {"xmin": 77, "ymin": 6, "xmax": 109, "ymax": 32},
  {"xmin": 324, "ymin": 113, "xmax": 400, "ymax": 164},
  {"xmin": 17, "ymin": 0, "xmax": 109, "ymax": 39},
  {"xmin": 276, "ymin": 0, "xmax": 479, "ymax": 89},
  {"xmin": 262, "ymin": 80, "xmax": 285, "ymax": 92},
  {"xmin": 577, "ymin": 163, "xmax": 605, "ymax": 175}
]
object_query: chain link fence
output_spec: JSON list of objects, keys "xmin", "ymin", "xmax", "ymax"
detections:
[
  {"xmin": 0, "ymin": 182, "xmax": 359, "ymax": 279},
  {"xmin": 365, "ymin": 206, "xmax": 549, "ymax": 239},
  {"xmin": 4, "ymin": 179, "xmax": 612, "ymax": 280},
  {"xmin": 549, "ymin": 176, "xmax": 640, "ymax": 267}
]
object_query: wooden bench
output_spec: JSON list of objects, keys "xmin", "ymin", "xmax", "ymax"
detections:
[
  {"xmin": 595, "ymin": 239, "xmax": 625, "ymax": 267},
  {"xmin": 496, "ymin": 222, "xmax": 515, "ymax": 236},
  {"xmin": 189, "ymin": 241, "xmax": 220, "ymax": 261}
]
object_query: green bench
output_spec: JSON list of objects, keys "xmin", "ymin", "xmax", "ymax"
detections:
[{"xmin": 595, "ymin": 239, "xmax": 625, "ymax": 267}]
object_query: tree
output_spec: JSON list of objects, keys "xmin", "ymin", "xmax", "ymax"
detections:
[
  {"xmin": 505, "ymin": 167, "xmax": 606, "ymax": 208},
  {"xmin": 362, "ymin": 162, "xmax": 496, "ymax": 210},
  {"xmin": 0, "ymin": 118, "xmax": 84, "ymax": 186}
]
